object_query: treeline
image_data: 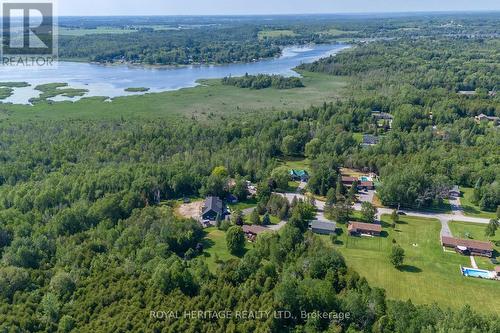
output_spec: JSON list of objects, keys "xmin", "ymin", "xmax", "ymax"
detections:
[
  {"xmin": 59, "ymin": 26, "xmax": 284, "ymax": 65},
  {"xmin": 57, "ymin": 13, "xmax": 500, "ymax": 65},
  {"xmin": 299, "ymin": 38, "xmax": 500, "ymax": 92},
  {"xmin": 222, "ymin": 74, "xmax": 304, "ymax": 89}
]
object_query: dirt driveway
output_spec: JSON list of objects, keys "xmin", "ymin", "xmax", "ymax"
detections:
[{"xmin": 176, "ymin": 200, "xmax": 203, "ymax": 220}]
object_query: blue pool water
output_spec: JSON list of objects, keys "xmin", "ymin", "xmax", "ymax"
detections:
[
  {"xmin": 360, "ymin": 176, "xmax": 370, "ymax": 181},
  {"xmin": 462, "ymin": 268, "xmax": 491, "ymax": 278}
]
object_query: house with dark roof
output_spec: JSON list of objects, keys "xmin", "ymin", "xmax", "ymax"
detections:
[
  {"xmin": 201, "ymin": 196, "xmax": 224, "ymax": 221},
  {"xmin": 348, "ymin": 222, "xmax": 382, "ymax": 236},
  {"xmin": 290, "ymin": 169, "xmax": 309, "ymax": 182},
  {"xmin": 309, "ymin": 221, "xmax": 337, "ymax": 235},
  {"xmin": 441, "ymin": 236, "xmax": 493, "ymax": 258}
]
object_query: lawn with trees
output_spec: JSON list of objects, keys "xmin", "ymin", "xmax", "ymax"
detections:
[{"xmin": 331, "ymin": 216, "xmax": 500, "ymax": 312}]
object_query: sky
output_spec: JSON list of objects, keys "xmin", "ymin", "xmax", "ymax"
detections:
[{"xmin": 58, "ymin": 0, "xmax": 500, "ymax": 16}]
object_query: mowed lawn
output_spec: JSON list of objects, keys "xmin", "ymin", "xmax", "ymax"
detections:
[
  {"xmin": 449, "ymin": 221, "xmax": 499, "ymax": 270},
  {"xmin": 332, "ymin": 216, "xmax": 500, "ymax": 314},
  {"xmin": 460, "ymin": 187, "xmax": 497, "ymax": 219},
  {"xmin": 258, "ymin": 30, "xmax": 298, "ymax": 40},
  {"xmin": 202, "ymin": 227, "xmax": 252, "ymax": 272},
  {"xmin": 280, "ymin": 157, "xmax": 311, "ymax": 172},
  {"xmin": 1, "ymin": 71, "xmax": 347, "ymax": 123}
]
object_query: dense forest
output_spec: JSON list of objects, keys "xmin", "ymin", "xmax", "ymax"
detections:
[
  {"xmin": 221, "ymin": 74, "xmax": 304, "ymax": 89},
  {"xmin": 59, "ymin": 26, "xmax": 282, "ymax": 64},
  {"xmin": 1, "ymin": 14, "xmax": 500, "ymax": 332},
  {"xmin": 57, "ymin": 13, "xmax": 500, "ymax": 65}
]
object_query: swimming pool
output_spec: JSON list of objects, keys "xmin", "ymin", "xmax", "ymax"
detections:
[
  {"xmin": 462, "ymin": 267, "xmax": 492, "ymax": 279},
  {"xmin": 360, "ymin": 176, "xmax": 370, "ymax": 181}
]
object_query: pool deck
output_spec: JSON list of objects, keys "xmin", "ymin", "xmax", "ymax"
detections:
[{"xmin": 461, "ymin": 266, "xmax": 499, "ymax": 280}]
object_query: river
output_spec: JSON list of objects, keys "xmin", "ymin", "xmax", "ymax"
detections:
[{"xmin": 0, "ymin": 43, "xmax": 349, "ymax": 104}]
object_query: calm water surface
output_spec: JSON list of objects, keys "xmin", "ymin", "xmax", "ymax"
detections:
[{"xmin": 0, "ymin": 43, "xmax": 349, "ymax": 104}]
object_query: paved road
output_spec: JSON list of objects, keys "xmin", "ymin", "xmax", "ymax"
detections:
[
  {"xmin": 244, "ymin": 185, "xmax": 490, "ymax": 235},
  {"xmin": 281, "ymin": 191, "xmax": 490, "ymax": 237}
]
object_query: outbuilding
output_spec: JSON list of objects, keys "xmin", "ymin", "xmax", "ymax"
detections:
[{"xmin": 309, "ymin": 221, "xmax": 337, "ymax": 235}]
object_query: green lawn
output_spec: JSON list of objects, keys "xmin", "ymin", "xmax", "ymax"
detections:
[
  {"xmin": 243, "ymin": 213, "xmax": 280, "ymax": 225},
  {"xmin": 287, "ymin": 181, "xmax": 300, "ymax": 192},
  {"xmin": 202, "ymin": 227, "xmax": 252, "ymax": 272},
  {"xmin": 228, "ymin": 198, "xmax": 258, "ymax": 211},
  {"xmin": 460, "ymin": 188, "xmax": 497, "ymax": 219},
  {"xmin": 258, "ymin": 30, "xmax": 298, "ymax": 40},
  {"xmin": 1, "ymin": 71, "xmax": 347, "ymax": 123},
  {"xmin": 329, "ymin": 216, "xmax": 500, "ymax": 314},
  {"xmin": 449, "ymin": 221, "xmax": 499, "ymax": 270},
  {"xmin": 279, "ymin": 157, "xmax": 311, "ymax": 172}
]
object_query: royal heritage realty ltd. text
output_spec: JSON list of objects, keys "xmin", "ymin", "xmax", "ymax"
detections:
[{"xmin": 150, "ymin": 310, "xmax": 351, "ymax": 321}]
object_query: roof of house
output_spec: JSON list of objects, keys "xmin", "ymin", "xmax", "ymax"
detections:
[
  {"xmin": 450, "ymin": 185, "xmax": 460, "ymax": 193},
  {"xmin": 348, "ymin": 222, "xmax": 382, "ymax": 233},
  {"xmin": 290, "ymin": 169, "xmax": 308, "ymax": 177},
  {"xmin": 341, "ymin": 176, "xmax": 358, "ymax": 183},
  {"xmin": 441, "ymin": 236, "xmax": 493, "ymax": 252},
  {"xmin": 495, "ymin": 266, "xmax": 500, "ymax": 273},
  {"xmin": 360, "ymin": 181, "xmax": 374, "ymax": 187},
  {"xmin": 310, "ymin": 221, "xmax": 337, "ymax": 231},
  {"xmin": 242, "ymin": 225, "xmax": 269, "ymax": 235},
  {"xmin": 372, "ymin": 111, "xmax": 394, "ymax": 119},
  {"xmin": 202, "ymin": 196, "xmax": 223, "ymax": 216},
  {"xmin": 458, "ymin": 90, "xmax": 477, "ymax": 95}
]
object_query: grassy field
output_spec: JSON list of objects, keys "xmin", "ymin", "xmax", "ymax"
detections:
[
  {"xmin": 279, "ymin": 157, "xmax": 311, "ymax": 172},
  {"xmin": 202, "ymin": 227, "xmax": 252, "ymax": 272},
  {"xmin": 258, "ymin": 30, "xmax": 298, "ymax": 40},
  {"xmin": 0, "ymin": 71, "xmax": 347, "ymax": 123},
  {"xmin": 460, "ymin": 188, "xmax": 497, "ymax": 219},
  {"xmin": 330, "ymin": 215, "xmax": 500, "ymax": 313},
  {"xmin": 449, "ymin": 221, "xmax": 499, "ymax": 270},
  {"xmin": 320, "ymin": 28, "xmax": 358, "ymax": 37},
  {"xmin": 228, "ymin": 198, "xmax": 258, "ymax": 211}
]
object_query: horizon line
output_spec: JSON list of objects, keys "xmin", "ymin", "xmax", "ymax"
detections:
[{"xmin": 55, "ymin": 10, "xmax": 500, "ymax": 17}]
